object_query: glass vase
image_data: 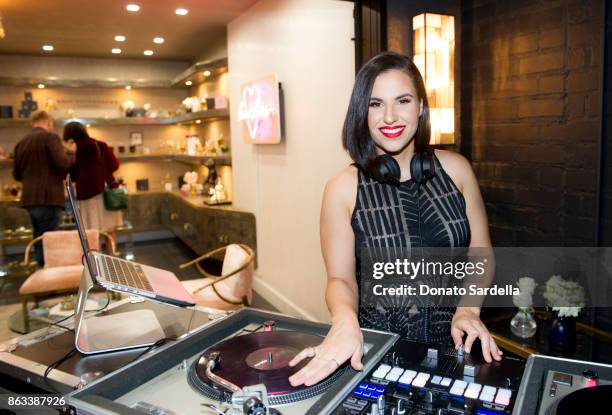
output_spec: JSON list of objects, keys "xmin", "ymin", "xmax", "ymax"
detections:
[{"xmin": 510, "ymin": 307, "xmax": 537, "ymax": 338}]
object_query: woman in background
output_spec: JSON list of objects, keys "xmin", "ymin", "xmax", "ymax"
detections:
[{"xmin": 63, "ymin": 122, "xmax": 122, "ymax": 239}]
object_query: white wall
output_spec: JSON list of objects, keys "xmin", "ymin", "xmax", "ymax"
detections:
[{"xmin": 228, "ymin": 0, "xmax": 355, "ymax": 322}]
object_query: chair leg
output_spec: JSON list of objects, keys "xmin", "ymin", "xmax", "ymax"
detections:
[{"xmin": 21, "ymin": 297, "xmax": 30, "ymax": 333}]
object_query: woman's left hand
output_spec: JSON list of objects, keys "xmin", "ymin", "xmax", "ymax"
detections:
[{"xmin": 451, "ymin": 307, "xmax": 503, "ymax": 363}]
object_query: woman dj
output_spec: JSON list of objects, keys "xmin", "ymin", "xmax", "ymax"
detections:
[{"xmin": 289, "ymin": 52, "xmax": 502, "ymax": 388}]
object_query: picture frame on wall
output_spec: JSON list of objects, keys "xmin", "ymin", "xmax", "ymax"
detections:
[{"xmin": 130, "ymin": 131, "xmax": 143, "ymax": 146}]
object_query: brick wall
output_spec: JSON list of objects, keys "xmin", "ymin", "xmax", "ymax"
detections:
[{"xmin": 461, "ymin": 0, "xmax": 604, "ymax": 246}]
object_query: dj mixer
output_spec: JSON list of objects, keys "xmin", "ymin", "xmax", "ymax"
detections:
[{"xmin": 332, "ymin": 339, "xmax": 525, "ymax": 415}]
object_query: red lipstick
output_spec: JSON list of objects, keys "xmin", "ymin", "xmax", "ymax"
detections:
[{"xmin": 379, "ymin": 125, "xmax": 406, "ymax": 138}]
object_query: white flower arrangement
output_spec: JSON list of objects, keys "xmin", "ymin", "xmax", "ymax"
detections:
[
  {"xmin": 513, "ymin": 277, "xmax": 536, "ymax": 308},
  {"xmin": 542, "ymin": 275, "xmax": 585, "ymax": 318}
]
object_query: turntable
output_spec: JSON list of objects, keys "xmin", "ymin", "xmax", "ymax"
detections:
[
  {"xmin": 513, "ymin": 354, "xmax": 612, "ymax": 414},
  {"xmin": 67, "ymin": 308, "xmax": 398, "ymax": 415}
]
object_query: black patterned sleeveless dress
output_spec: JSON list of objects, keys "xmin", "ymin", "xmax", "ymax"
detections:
[{"xmin": 351, "ymin": 154, "xmax": 470, "ymax": 343}]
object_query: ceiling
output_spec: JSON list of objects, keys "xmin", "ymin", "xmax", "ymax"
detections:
[{"xmin": 0, "ymin": 0, "xmax": 258, "ymax": 62}]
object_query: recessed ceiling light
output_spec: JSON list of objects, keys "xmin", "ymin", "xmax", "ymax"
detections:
[
  {"xmin": 185, "ymin": 80, "xmax": 192, "ymax": 86},
  {"xmin": 37, "ymin": 84, "xmax": 45, "ymax": 89},
  {"xmin": 195, "ymin": 119, "xmax": 201, "ymax": 124},
  {"xmin": 48, "ymin": 76, "xmax": 58, "ymax": 81},
  {"xmin": 203, "ymin": 70, "xmax": 211, "ymax": 77},
  {"xmin": 111, "ymin": 48, "xmax": 122, "ymax": 54},
  {"xmin": 42, "ymin": 45, "xmax": 54, "ymax": 51},
  {"xmin": 175, "ymin": 8, "xmax": 189, "ymax": 16},
  {"xmin": 86, "ymin": 124, "xmax": 91, "ymax": 128},
  {"xmin": 153, "ymin": 36, "xmax": 165, "ymax": 44},
  {"xmin": 114, "ymin": 35, "xmax": 126, "ymax": 42},
  {"xmin": 107, "ymin": 77, "xmax": 117, "ymax": 82},
  {"xmin": 143, "ymin": 50, "xmax": 154, "ymax": 56},
  {"xmin": 126, "ymin": 4, "xmax": 140, "ymax": 12},
  {"xmin": 125, "ymin": 85, "xmax": 132, "ymax": 90}
]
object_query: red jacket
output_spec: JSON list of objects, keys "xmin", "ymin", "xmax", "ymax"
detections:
[{"xmin": 69, "ymin": 137, "xmax": 119, "ymax": 200}]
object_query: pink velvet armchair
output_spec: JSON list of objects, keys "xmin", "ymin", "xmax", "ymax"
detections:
[{"xmin": 19, "ymin": 229, "xmax": 116, "ymax": 332}]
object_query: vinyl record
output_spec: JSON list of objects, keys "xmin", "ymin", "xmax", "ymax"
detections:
[
  {"xmin": 196, "ymin": 331, "xmax": 322, "ymax": 394},
  {"xmin": 188, "ymin": 331, "xmax": 348, "ymax": 404},
  {"xmin": 555, "ymin": 385, "xmax": 612, "ymax": 414}
]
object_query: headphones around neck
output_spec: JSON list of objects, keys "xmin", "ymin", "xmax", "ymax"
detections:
[{"xmin": 368, "ymin": 149, "xmax": 435, "ymax": 187}]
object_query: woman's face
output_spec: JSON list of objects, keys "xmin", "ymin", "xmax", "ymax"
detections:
[{"xmin": 367, "ymin": 69, "xmax": 423, "ymax": 155}]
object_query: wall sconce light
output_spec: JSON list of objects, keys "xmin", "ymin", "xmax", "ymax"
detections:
[{"xmin": 412, "ymin": 13, "xmax": 455, "ymax": 145}]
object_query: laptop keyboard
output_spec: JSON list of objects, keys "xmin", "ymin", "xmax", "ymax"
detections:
[{"xmin": 99, "ymin": 255, "xmax": 154, "ymax": 293}]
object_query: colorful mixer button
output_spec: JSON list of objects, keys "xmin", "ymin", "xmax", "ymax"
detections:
[
  {"xmin": 494, "ymin": 388, "xmax": 512, "ymax": 406},
  {"xmin": 464, "ymin": 382, "xmax": 482, "ymax": 399},
  {"xmin": 385, "ymin": 367, "xmax": 405, "ymax": 382},
  {"xmin": 479, "ymin": 385, "xmax": 497, "ymax": 402},
  {"xmin": 398, "ymin": 369, "xmax": 417, "ymax": 386},
  {"xmin": 372, "ymin": 364, "xmax": 392, "ymax": 379},
  {"xmin": 411, "ymin": 372, "xmax": 431, "ymax": 388},
  {"xmin": 449, "ymin": 379, "xmax": 468, "ymax": 396}
]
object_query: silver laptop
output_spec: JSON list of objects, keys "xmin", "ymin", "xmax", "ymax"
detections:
[{"xmin": 66, "ymin": 174, "xmax": 195, "ymax": 307}]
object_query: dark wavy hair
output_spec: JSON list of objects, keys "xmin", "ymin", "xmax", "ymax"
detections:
[
  {"xmin": 342, "ymin": 51, "xmax": 431, "ymax": 172},
  {"xmin": 62, "ymin": 121, "xmax": 89, "ymax": 142}
]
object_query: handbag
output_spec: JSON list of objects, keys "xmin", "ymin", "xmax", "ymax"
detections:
[
  {"xmin": 96, "ymin": 142, "xmax": 127, "ymax": 211},
  {"xmin": 103, "ymin": 186, "xmax": 127, "ymax": 211}
]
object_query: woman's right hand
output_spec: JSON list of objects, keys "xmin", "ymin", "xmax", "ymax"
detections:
[{"xmin": 288, "ymin": 316, "xmax": 363, "ymax": 387}]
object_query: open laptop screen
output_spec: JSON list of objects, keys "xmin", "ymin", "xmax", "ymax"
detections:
[{"xmin": 66, "ymin": 174, "xmax": 97, "ymax": 280}]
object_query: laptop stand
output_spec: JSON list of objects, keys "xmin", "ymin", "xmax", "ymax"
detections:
[{"xmin": 74, "ymin": 267, "xmax": 166, "ymax": 354}]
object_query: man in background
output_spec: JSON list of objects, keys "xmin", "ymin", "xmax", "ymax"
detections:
[{"xmin": 13, "ymin": 110, "xmax": 76, "ymax": 266}]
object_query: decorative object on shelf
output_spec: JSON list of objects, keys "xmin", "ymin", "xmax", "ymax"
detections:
[
  {"xmin": 239, "ymin": 74, "xmax": 283, "ymax": 144},
  {"xmin": 181, "ymin": 171, "xmax": 201, "ymax": 196},
  {"xmin": 203, "ymin": 158, "xmax": 217, "ymax": 194},
  {"xmin": 2, "ymin": 183, "xmax": 21, "ymax": 199},
  {"xmin": 18, "ymin": 92, "xmax": 38, "ymax": 118},
  {"xmin": 162, "ymin": 172, "xmax": 173, "ymax": 192},
  {"xmin": 129, "ymin": 145, "xmax": 136, "ymax": 153},
  {"xmin": 44, "ymin": 98, "xmax": 56, "ymax": 113},
  {"xmin": 182, "ymin": 96, "xmax": 201, "ymax": 113},
  {"xmin": 0, "ymin": 146, "xmax": 7, "ymax": 160},
  {"xmin": 205, "ymin": 97, "xmax": 215, "ymax": 110},
  {"xmin": 543, "ymin": 275, "xmax": 585, "ymax": 354},
  {"xmin": 186, "ymin": 134, "xmax": 200, "ymax": 156},
  {"xmin": 218, "ymin": 134, "xmax": 229, "ymax": 154},
  {"xmin": 549, "ymin": 313, "xmax": 577, "ymax": 354},
  {"xmin": 201, "ymin": 158, "xmax": 228, "ymax": 204},
  {"xmin": 214, "ymin": 96, "xmax": 228, "ymax": 109},
  {"xmin": 132, "ymin": 108, "xmax": 146, "ymax": 117},
  {"xmin": 121, "ymin": 100, "xmax": 135, "ymax": 117},
  {"xmin": 213, "ymin": 178, "xmax": 227, "ymax": 201},
  {"xmin": 510, "ymin": 277, "xmax": 537, "ymax": 338},
  {"xmin": 136, "ymin": 179, "xmax": 149, "ymax": 191},
  {"xmin": 130, "ymin": 131, "xmax": 143, "ymax": 145},
  {"xmin": 0, "ymin": 105, "xmax": 13, "ymax": 118},
  {"xmin": 117, "ymin": 145, "xmax": 125, "ymax": 154}
]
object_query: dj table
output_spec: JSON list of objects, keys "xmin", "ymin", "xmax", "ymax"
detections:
[{"xmin": 2, "ymin": 301, "xmax": 612, "ymax": 414}]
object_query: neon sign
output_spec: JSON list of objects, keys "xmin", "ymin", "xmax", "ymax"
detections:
[{"xmin": 238, "ymin": 74, "xmax": 282, "ymax": 144}]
